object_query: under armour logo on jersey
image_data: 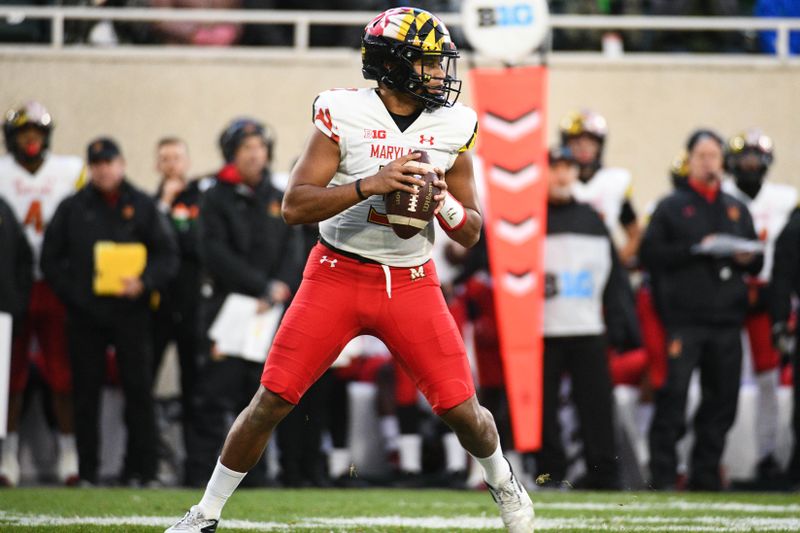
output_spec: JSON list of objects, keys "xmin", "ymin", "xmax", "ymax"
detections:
[
  {"xmin": 320, "ymin": 256, "xmax": 337, "ymax": 268},
  {"xmin": 419, "ymin": 135, "xmax": 434, "ymax": 146},
  {"xmin": 410, "ymin": 266, "xmax": 425, "ymax": 280}
]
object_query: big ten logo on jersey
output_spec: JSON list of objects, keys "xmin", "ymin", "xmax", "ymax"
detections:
[
  {"xmin": 545, "ymin": 270, "xmax": 594, "ymax": 299},
  {"xmin": 364, "ymin": 129, "xmax": 387, "ymax": 139}
]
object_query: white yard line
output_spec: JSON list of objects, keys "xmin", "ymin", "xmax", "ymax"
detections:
[
  {"xmin": 2, "ymin": 511, "xmax": 800, "ymax": 531},
  {"xmin": 534, "ymin": 500, "xmax": 800, "ymax": 514}
]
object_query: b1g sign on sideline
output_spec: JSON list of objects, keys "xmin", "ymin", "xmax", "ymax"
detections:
[{"xmin": 461, "ymin": 0, "xmax": 550, "ymax": 63}]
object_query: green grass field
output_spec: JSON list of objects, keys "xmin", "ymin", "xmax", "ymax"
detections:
[{"xmin": 0, "ymin": 487, "xmax": 798, "ymax": 532}]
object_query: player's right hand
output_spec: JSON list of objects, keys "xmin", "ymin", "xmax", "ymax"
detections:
[{"xmin": 361, "ymin": 152, "xmax": 426, "ymax": 196}]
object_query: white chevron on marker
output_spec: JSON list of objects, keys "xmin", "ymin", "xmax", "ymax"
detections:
[
  {"xmin": 483, "ymin": 110, "xmax": 541, "ymax": 141},
  {"xmin": 502, "ymin": 272, "xmax": 536, "ymax": 296},
  {"xmin": 488, "ymin": 164, "xmax": 540, "ymax": 192},
  {"xmin": 495, "ymin": 218, "xmax": 539, "ymax": 245}
]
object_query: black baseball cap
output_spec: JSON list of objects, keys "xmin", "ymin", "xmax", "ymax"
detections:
[{"xmin": 87, "ymin": 137, "xmax": 122, "ymax": 163}]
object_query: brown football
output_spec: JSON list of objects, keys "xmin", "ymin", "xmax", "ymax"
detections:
[{"xmin": 385, "ymin": 150, "xmax": 440, "ymax": 239}]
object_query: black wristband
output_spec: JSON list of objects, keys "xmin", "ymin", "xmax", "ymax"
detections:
[{"xmin": 354, "ymin": 178, "xmax": 367, "ymax": 201}]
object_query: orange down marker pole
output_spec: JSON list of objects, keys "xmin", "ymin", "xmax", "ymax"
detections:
[{"xmin": 470, "ymin": 66, "xmax": 548, "ymax": 451}]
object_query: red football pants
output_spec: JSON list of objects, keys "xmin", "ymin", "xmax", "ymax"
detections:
[
  {"xmin": 261, "ymin": 243, "xmax": 475, "ymax": 415},
  {"xmin": 10, "ymin": 281, "xmax": 71, "ymax": 394}
]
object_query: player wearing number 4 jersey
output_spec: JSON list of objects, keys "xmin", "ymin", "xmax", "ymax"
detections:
[
  {"xmin": 0, "ymin": 102, "xmax": 84, "ymax": 487},
  {"xmin": 166, "ymin": 7, "xmax": 534, "ymax": 533}
]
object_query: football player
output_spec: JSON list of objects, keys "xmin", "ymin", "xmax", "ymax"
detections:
[
  {"xmin": 721, "ymin": 128, "xmax": 795, "ymax": 485},
  {"xmin": 166, "ymin": 7, "xmax": 534, "ymax": 533},
  {"xmin": 0, "ymin": 102, "xmax": 83, "ymax": 486},
  {"xmin": 560, "ymin": 109, "xmax": 641, "ymax": 265}
]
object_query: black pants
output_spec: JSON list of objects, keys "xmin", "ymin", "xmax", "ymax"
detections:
[
  {"xmin": 66, "ymin": 312, "xmax": 157, "ymax": 483},
  {"xmin": 276, "ymin": 370, "xmax": 333, "ymax": 487},
  {"xmin": 537, "ymin": 335, "xmax": 618, "ymax": 489},
  {"xmin": 152, "ymin": 295, "xmax": 199, "ymax": 436},
  {"xmin": 649, "ymin": 325, "xmax": 742, "ymax": 491},
  {"xmin": 184, "ymin": 356, "xmax": 267, "ymax": 487},
  {"xmin": 789, "ymin": 340, "xmax": 800, "ymax": 484}
]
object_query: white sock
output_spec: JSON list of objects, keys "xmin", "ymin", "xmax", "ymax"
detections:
[
  {"xmin": 443, "ymin": 432, "xmax": 467, "ymax": 472},
  {"xmin": 398, "ymin": 434, "xmax": 422, "ymax": 473},
  {"xmin": 470, "ymin": 443, "xmax": 511, "ymax": 487},
  {"xmin": 380, "ymin": 416, "xmax": 400, "ymax": 452},
  {"xmin": 58, "ymin": 433, "xmax": 77, "ymax": 455},
  {"xmin": 328, "ymin": 448, "xmax": 351, "ymax": 479},
  {"xmin": 2, "ymin": 433, "xmax": 19, "ymax": 458},
  {"xmin": 197, "ymin": 459, "xmax": 247, "ymax": 520}
]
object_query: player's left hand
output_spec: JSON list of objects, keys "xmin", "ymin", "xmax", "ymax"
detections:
[{"xmin": 432, "ymin": 167, "xmax": 447, "ymax": 216}]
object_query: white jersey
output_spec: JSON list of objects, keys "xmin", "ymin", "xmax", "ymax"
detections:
[
  {"xmin": 313, "ymin": 88, "xmax": 478, "ymax": 267},
  {"xmin": 572, "ymin": 167, "xmax": 633, "ymax": 233},
  {"xmin": 721, "ymin": 178, "xmax": 797, "ymax": 282},
  {"xmin": 0, "ymin": 153, "xmax": 85, "ymax": 277}
]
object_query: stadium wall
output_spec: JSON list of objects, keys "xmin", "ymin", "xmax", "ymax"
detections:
[{"xmin": 1, "ymin": 52, "xmax": 798, "ymax": 210}]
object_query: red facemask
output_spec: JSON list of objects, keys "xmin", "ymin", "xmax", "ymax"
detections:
[{"xmin": 23, "ymin": 141, "xmax": 43, "ymax": 157}]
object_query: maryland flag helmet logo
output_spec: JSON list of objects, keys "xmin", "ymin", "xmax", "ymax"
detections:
[{"xmin": 362, "ymin": 8, "xmax": 461, "ymax": 110}]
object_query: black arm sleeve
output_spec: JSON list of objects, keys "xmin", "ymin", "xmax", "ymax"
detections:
[
  {"xmin": 197, "ymin": 193, "xmax": 269, "ymax": 296},
  {"xmin": 739, "ymin": 207, "xmax": 765, "ymax": 277},
  {"xmin": 40, "ymin": 198, "xmax": 82, "ymax": 310},
  {"xmin": 141, "ymin": 202, "xmax": 180, "ymax": 292},
  {"xmin": 12, "ymin": 212, "xmax": 33, "ymax": 321},
  {"xmin": 618, "ymin": 198, "xmax": 638, "ymax": 227},
  {"xmin": 603, "ymin": 232, "xmax": 642, "ymax": 351},
  {"xmin": 770, "ymin": 208, "xmax": 800, "ymax": 324}
]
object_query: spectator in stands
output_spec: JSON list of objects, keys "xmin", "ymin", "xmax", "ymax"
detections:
[
  {"xmin": 41, "ymin": 137, "xmax": 179, "ymax": 486},
  {"xmin": 0, "ymin": 0, "xmax": 51, "ymax": 44},
  {"xmin": 183, "ymin": 118, "xmax": 303, "ymax": 487},
  {"xmin": 149, "ymin": 0, "xmax": 244, "ymax": 46},
  {"xmin": 0, "ymin": 101, "xmax": 83, "ymax": 487},
  {"xmin": 537, "ymin": 146, "xmax": 640, "ymax": 490},
  {"xmin": 770, "ymin": 207, "xmax": 800, "ymax": 490},
  {"xmin": 549, "ymin": 0, "xmax": 647, "ymax": 51},
  {"xmin": 151, "ymin": 137, "xmax": 207, "ymax": 478},
  {"xmin": 649, "ymin": 0, "xmax": 744, "ymax": 52},
  {"xmin": 754, "ymin": 0, "xmax": 800, "ymax": 55},
  {"xmin": 642, "ymin": 129, "xmax": 762, "ymax": 491}
]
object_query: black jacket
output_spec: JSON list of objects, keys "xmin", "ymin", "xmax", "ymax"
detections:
[
  {"xmin": 640, "ymin": 183, "xmax": 762, "ymax": 327},
  {"xmin": 154, "ymin": 177, "xmax": 210, "ymax": 316},
  {"xmin": 197, "ymin": 171, "xmax": 303, "ymax": 312},
  {"xmin": 770, "ymin": 207, "xmax": 800, "ymax": 325},
  {"xmin": 545, "ymin": 199, "xmax": 641, "ymax": 351},
  {"xmin": 0, "ymin": 197, "xmax": 33, "ymax": 322},
  {"xmin": 41, "ymin": 180, "xmax": 179, "ymax": 324}
]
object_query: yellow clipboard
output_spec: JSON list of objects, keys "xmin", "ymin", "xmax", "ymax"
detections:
[{"xmin": 93, "ymin": 241, "xmax": 147, "ymax": 296}]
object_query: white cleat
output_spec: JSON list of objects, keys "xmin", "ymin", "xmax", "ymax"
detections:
[
  {"xmin": 164, "ymin": 506, "xmax": 219, "ymax": 533},
  {"xmin": 487, "ymin": 469, "xmax": 536, "ymax": 533}
]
